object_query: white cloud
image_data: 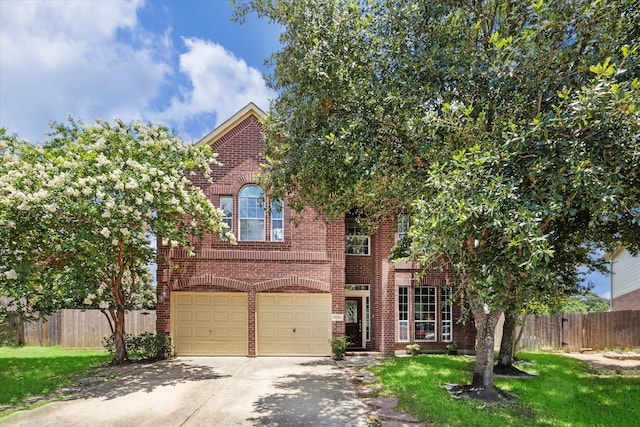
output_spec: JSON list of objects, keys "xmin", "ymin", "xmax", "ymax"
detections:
[
  {"xmin": 0, "ymin": 0, "xmax": 169, "ymax": 142},
  {"xmin": 0, "ymin": 1, "xmax": 274, "ymax": 144},
  {"xmin": 150, "ymin": 37, "xmax": 274, "ymax": 141}
]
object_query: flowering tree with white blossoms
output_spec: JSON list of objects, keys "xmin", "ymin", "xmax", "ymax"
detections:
[{"xmin": 0, "ymin": 119, "xmax": 229, "ymax": 363}]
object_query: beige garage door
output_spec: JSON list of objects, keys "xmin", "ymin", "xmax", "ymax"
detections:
[
  {"xmin": 172, "ymin": 292, "xmax": 248, "ymax": 356},
  {"xmin": 257, "ymin": 293, "xmax": 331, "ymax": 356}
]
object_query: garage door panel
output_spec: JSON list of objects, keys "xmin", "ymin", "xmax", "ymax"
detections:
[
  {"xmin": 172, "ymin": 292, "xmax": 248, "ymax": 356},
  {"xmin": 257, "ymin": 293, "xmax": 330, "ymax": 356},
  {"xmin": 195, "ymin": 311, "xmax": 210, "ymax": 321},
  {"xmin": 277, "ymin": 312, "xmax": 294, "ymax": 322},
  {"xmin": 230, "ymin": 296, "xmax": 246, "ymax": 306},
  {"xmin": 195, "ymin": 295, "xmax": 211, "ymax": 305},
  {"xmin": 194, "ymin": 327, "xmax": 211, "ymax": 337},
  {"xmin": 176, "ymin": 311, "xmax": 192, "ymax": 321},
  {"xmin": 296, "ymin": 312, "xmax": 311, "ymax": 322},
  {"xmin": 176, "ymin": 327, "xmax": 192, "ymax": 337},
  {"xmin": 176, "ymin": 295, "xmax": 193, "ymax": 305}
]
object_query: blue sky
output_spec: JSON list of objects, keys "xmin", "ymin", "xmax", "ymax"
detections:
[
  {"xmin": 0, "ymin": 0, "xmax": 612, "ymax": 299},
  {"xmin": 0, "ymin": 0, "xmax": 278, "ymax": 143}
]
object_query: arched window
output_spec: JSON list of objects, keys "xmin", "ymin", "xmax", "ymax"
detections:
[{"xmin": 239, "ymin": 185, "xmax": 265, "ymax": 241}]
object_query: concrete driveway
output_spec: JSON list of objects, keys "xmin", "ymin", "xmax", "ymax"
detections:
[{"xmin": 0, "ymin": 357, "xmax": 369, "ymax": 427}]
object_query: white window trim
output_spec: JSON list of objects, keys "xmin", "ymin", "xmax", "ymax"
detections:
[
  {"xmin": 398, "ymin": 286, "xmax": 409, "ymax": 342},
  {"xmin": 238, "ymin": 185, "xmax": 265, "ymax": 241},
  {"xmin": 345, "ymin": 218, "xmax": 370, "ymax": 255},
  {"xmin": 414, "ymin": 286, "xmax": 437, "ymax": 342},
  {"xmin": 441, "ymin": 287, "xmax": 453, "ymax": 342}
]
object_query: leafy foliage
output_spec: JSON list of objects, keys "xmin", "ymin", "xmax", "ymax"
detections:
[
  {"xmin": 102, "ymin": 333, "xmax": 174, "ymax": 361},
  {"xmin": 557, "ymin": 291, "xmax": 611, "ymax": 313},
  {"xmin": 329, "ymin": 335, "xmax": 350, "ymax": 360},
  {"xmin": 235, "ymin": 0, "xmax": 639, "ymax": 389},
  {"xmin": 0, "ymin": 119, "xmax": 227, "ymax": 362}
]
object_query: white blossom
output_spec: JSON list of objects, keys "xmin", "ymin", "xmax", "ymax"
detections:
[
  {"xmin": 125, "ymin": 180, "xmax": 139, "ymax": 190},
  {"xmin": 4, "ymin": 269, "xmax": 18, "ymax": 280},
  {"xmin": 99, "ymin": 301, "xmax": 110, "ymax": 310},
  {"xmin": 65, "ymin": 187, "xmax": 80, "ymax": 197},
  {"xmin": 100, "ymin": 227, "xmax": 111, "ymax": 238}
]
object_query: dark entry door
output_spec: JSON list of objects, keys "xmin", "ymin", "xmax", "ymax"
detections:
[{"xmin": 345, "ymin": 297, "xmax": 363, "ymax": 348}]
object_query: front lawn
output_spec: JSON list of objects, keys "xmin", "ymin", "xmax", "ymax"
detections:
[
  {"xmin": 0, "ymin": 346, "xmax": 110, "ymax": 414},
  {"xmin": 371, "ymin": 352, "xmax": 640, "ymax": 427}
]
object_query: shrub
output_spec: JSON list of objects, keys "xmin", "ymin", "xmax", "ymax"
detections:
[
  {"xmin": 406, "ymin": 343, "xmax": 421, "ymax": 355},
  {"xmin": 330, "ymin": 336, "xmax": 350, "ymax": 360},
  {"xmin": 103, "ymin": 333, "xmax": 174, "ymax": 361}
]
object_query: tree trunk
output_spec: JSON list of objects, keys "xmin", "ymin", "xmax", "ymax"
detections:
[
  {"xmin": 113, "ymin": 308, "xmax": 128, "ymax": 364},
  {"xmin": 497, "ymin": 311, "xmax": 517, "ymax": 369},
  {"xmin": 495, "ymin": 310, "xmax": 530, "ymax": 376},
  {"xmin": 471, "ymin": 306, "xmax": 502, "ymax": 390}
]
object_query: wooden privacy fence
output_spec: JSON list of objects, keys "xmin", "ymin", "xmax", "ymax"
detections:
[
  {"xmin": 499, "ymin": 310, "xmax": 640, "ymax": 352},
  {"xmin": 61, "ymin": 309, "xmax": 157, "ymax": 349},
  {"xmin": 18, "ymin": 313, "xmax": 62, "ymax": 346},
  {"xmin": 3, "ymin": 309, "xmax": 156, "ymax": 348}
]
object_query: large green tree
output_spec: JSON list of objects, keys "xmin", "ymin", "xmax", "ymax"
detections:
[
  {"xmin": 236, "ymin": 0, "xmax": 639, "ymax": 396},
  {"xmin": 0, "ymin": 120, "xmax": 227, "ymax": 363}
]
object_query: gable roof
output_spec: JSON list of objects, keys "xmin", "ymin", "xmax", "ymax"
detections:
[{"xmin": 197, "ymin": 102, "xmax": 267, "ymax": 147}]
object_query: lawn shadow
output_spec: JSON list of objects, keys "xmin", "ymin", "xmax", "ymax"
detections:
[
  {"xmin": 246, "ymin": 362, "xmax": 368, "ymax": 426},
  {"xmin": 70, "ymin": 359, "xmax": 230, "ymax": 401}
]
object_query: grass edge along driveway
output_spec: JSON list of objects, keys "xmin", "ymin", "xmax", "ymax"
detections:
[
  {"xmin": 371, "ymin": 352, "xmax": 640, "ymax": 427},
  {"xmin": 0, "ymin": 346, "xmax": 110, "ymax": 416}
]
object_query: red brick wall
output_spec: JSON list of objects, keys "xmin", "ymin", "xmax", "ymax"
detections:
[
  {"xmin": 156, "ymin": 110, "xmax": 476, "ymax": 356},
  {"xmin": 612, "ymin": 287, "xmax": 640, "ymax": 311},
  {"xmin": 156, "ymin": 113, "xmax": 346, "ymax": 356}
]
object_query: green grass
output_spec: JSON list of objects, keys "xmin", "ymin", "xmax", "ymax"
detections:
[
  {"xmin": 371, "ymin": 352, "xmax": 640, "ymax": 427},
  {"xmin": 0, "ymin": 346, "xmax": 110, "ymax": 412}
]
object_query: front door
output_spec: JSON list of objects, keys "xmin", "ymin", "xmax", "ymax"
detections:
[{"xmin": 345, "ymin": 297, "xmax": 363, "ymax": 348}]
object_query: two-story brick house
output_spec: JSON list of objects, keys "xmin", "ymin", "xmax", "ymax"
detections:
[{"xmin": 155, "ymin": 103, "xmax": 475, "ymax": 357}]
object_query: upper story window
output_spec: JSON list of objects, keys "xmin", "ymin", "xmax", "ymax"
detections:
[
  {"xmin": 271, "ymin": 200, "xmax": 284, "ymax": 241},
  {"xmin": 239, "ymin": 185, "xmax": 265, "ymax": 241},
  {"xmin": 220, "ymin": 196, "xmax": 233, "ymax": 232},
  {"xmin": 345, "ymin": 217, "xmax": 370, "ymax": 255},
  {"xmin": 397, "ymin": 214, "xmax": 410, "ymax": 242}
]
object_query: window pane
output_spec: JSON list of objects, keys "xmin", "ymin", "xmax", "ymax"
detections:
[
  {"xmin": 397, "ymin": 214, "xmax": 409, "ymax": 241},
  {"xmin": 414, "ymin": 286, "xmax": 436, "ymax": 341},
  {"xmin": 271, "ymin": 200, "xmax": 284, "ymax": 241},
  {"xmin": 239, "ymin": 185, "xmax": 263, "ymax": 198},
  {"xmin": 220, "ymin": 196, "xmax": 233, "ymax": 232},
  {"xmin": 345, "ymin": 217, "xmax": 370, "ymax": 255},
  {"xmin": 239, "ymin": 185, "xmax": 265, "ymax": 241},
  {"xmin": 240, "ymin": 219, "xmax": 265, "ymax": 241},
  {"xmin": 441, "ymin": 287, "xmax": 452, "ymax": 342},
  {"xmin": 398, "ymin": 286, "xmax": 409, "ymax": 342}
]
